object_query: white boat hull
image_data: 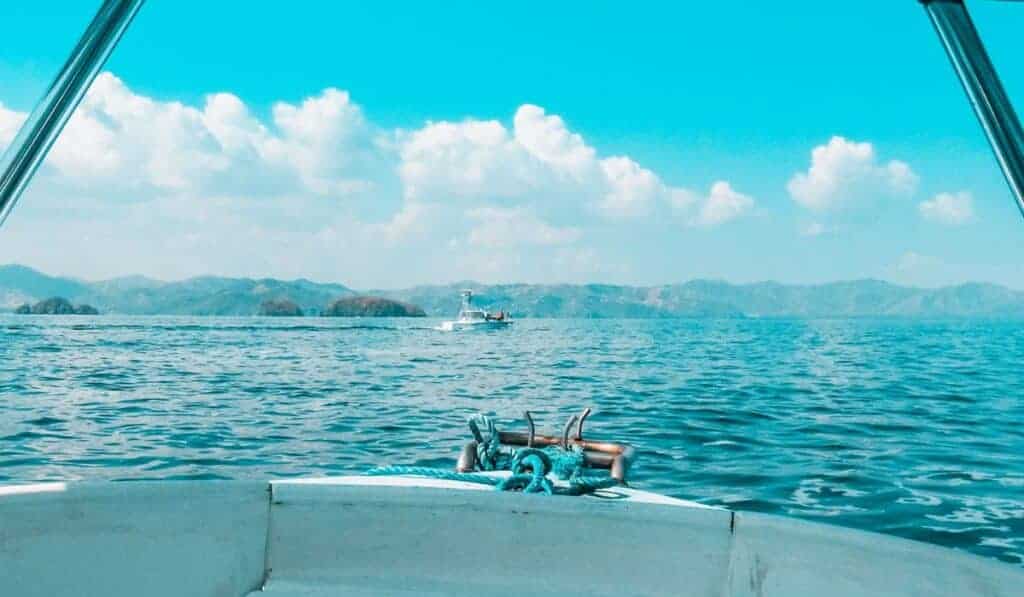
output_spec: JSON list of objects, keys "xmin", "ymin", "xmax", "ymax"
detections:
[
  {"xmin": 439, "ymin": 319, "xmax": 513, "ymax": 331},
  {"xmin": 1, "ymin": 475, "xmax": 1021, "ymax": 596}
]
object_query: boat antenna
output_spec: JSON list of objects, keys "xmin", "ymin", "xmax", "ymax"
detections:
[
  {"xmin": 0, "ymin": 0, "xmax": 144, "ymax": 229},
  {"xmin": 921, "ymin": 0, "xmax": 1024, "ymax": 219}
]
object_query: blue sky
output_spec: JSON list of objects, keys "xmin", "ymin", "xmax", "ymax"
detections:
[{"xmin": 1, "ymin": 1, "xmax": 1022, "ymax": 289}]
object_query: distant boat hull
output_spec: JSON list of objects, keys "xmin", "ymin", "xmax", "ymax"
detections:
[{"xmin": 439, "ymin": 319, "xmax": 513, "ymax": 331}]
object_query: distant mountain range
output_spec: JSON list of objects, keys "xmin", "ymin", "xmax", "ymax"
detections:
[
  {"xmin": 2, "ymin": 264, "xmax": 1024, "ymax": 318},
  {"xmin": 0, "ymin": 264, "xmax": 353, "ymax": 316}
]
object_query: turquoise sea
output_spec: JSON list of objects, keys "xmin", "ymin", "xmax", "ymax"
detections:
[{"xmin": 1, "ymin": 316, "xmax": 1022, "ymax": 565}]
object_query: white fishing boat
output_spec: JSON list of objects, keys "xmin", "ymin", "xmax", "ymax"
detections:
[
  {"xmin": 2, "ymin": 1, "xmax": 1024, "ymax": 595},
  {"xmin": 439, "ymin": 290, "xmax": 513, "ymax": 331}
]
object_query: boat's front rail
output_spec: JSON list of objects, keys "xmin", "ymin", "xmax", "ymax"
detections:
[{"xmin": 0, "ymin": 476, "xmax": 1020, "ymax": 596}]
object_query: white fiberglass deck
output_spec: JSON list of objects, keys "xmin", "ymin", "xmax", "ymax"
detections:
[{"xmin": 0, "ymin": 475, "xmax": 1021, "ymax": 596}]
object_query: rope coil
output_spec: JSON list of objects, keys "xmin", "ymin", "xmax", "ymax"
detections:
[{"xmin": 366, "ymin": 414, "xmax": 621, "ymax": 496}]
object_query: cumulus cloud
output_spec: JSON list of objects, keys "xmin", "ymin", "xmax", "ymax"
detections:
[
  {"xmin": 263, "ymin": 88, "xmax": 387, "ymax": 196},
  {"xmin": 398, "ymin": 118, "xmax": 534, "ymax": 202},
  {"xmin": 667, "ymin": 181, "xmax": 753, "ymax": 227},
  {"xmin": 692, "ymin": 182, "xmax": 755, "ymax": 227},
  {"xmin": 0, "ymin": 73, "xmax": 752, "ymax": 286},
  {"xmin": 512, "ymin": 104, "xmax": 595, "ymax": 178},
  {"xmin": 597, "ymin": 156, "xmax": 662, "ymax": 217},
  {"xmin": 397, "ymin": 103, "xmax": 751, "ymax": 222},
  {"xmin": 787, "ymin": 136, "xmax": 917, "ymax": 210},
  {"xmin": 919, "ymin": 191, "xmax": 974, "ymax": 225},
  {"xmin": 398, "ymin": 105, "xmax": 605, "ymax": 210},
  {"xmin": 38, "ymin": 73, "xmax": 387, "ymax": 199},
  {"xmin": 466, "ymin": 207, "xmax": 581, "ymax": 249},
  {"xmin": 0, "ymin": 102, "xmax": 26, "ymax": 150},
  {"xmin": 377, "ymin": 201, "xmax": 434, "ymax": 244}
]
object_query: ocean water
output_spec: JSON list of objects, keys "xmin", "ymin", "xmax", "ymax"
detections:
[{"xmin": 1, "ymin": 316, "xmax": 1022, "ymax": 566}]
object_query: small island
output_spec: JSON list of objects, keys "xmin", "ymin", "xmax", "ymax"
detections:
[
  {"xmin": 322, "ymin": 296, "xmax": 425, "ymax": 317},
  {"xmin": 15, "ymin": 297, "xmax": 99, "ymax": 315},
  {"xmin": 258, "ymin": 298, "xmax": 304, "ymax": 317}
]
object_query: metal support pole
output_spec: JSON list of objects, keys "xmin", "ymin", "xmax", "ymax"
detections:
[
  {"xmin": 922, "ymin": 0, "xmax": 1024, "ymax": 219},
  {"xmin": 0, "ymin": 0, "xmax": 144, "ymax": 228}
]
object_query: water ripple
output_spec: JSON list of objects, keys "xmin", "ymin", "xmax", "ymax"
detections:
[{"xmin": 0, "ymin": 315, "xmax": 1022, "ymax": 565}]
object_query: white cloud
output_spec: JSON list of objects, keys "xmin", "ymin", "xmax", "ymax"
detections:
[
  {"xmin": 891, "ymin": 251, "xmax": 946, "ymax": 288},
  {"xmin": 50, "ymin": 73, "xmax": 228, "ymax": 190},
  {"xmin": 667, "ymin": 181, "xmax": 754, "ymax": 227},
  {"xmin": 800, "ymin": 222, "xmax": 827, "ymax": 237},
  {"xmin": 398, "ymin": 118, "xmax": 534, "ymax": 202},
  {"xmin": 513, "ymin": 104, "xmax": 595, "ymax": 178},
  {"xmin": 396, "ymin": 106, "xmax": 603, "ymax": 210},
  {"xmin": 263, "ymin": 88, "xmax": 386, "ymax": 196},
  {"xmin": 919, "ymin": 191, "xmax": 974, "ymax": 225},
  {"xmin": 0, "ymin": 102, "xmax": 26, "ymax": 150},
  {"xmin": 788, "ymin": 136, "xmax": 917, "ymax": 210},
  {"xmin": 378, "ymin": 201, "xmax": 434, "ymax": 244},
  {"xmin": 35, "ymin": 73, "xmax": 386, "ymax": 199},
  {"xmin": 0, "ymin": 72, "xmax": 752, "ymax": 286},
  {"xmin": 693, "ymin": 181, "xmax": 754, "ymax": 227},
  {"xmin": 890, "ymin": 250, "xmax": 1024, "ymax": 289},
  {"xmin": 897, "ymin": 251, "xmax": 942, "ymax": 272},
  {"xmin": 396, "ymin": 103, "xmax": 750, "ymax": 222},
  {"xmin": 597, "ymin": 156, "xmax": 662, "ymax": 217},
  {"xmin": 466, "ymin": 206, "xmax": 581, "ymax": 249}
]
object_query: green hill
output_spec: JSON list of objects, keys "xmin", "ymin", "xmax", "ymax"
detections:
[{"xmin": 3, "ymin": 264, "xmax": 1023, "ymax": 318}]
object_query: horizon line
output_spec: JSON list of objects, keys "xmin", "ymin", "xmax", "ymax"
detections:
[{"xmin": 1, "ymin": 262, "xmax": 1021, "ymax": 294}]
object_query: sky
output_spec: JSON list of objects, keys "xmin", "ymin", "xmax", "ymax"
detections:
[{"xmin": 1, "ymin": 1, "xmax": 1023, "ymax": 290}]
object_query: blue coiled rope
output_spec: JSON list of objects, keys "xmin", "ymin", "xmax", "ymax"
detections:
[
  {"xmin": 365, "ymin": 415, "xmax": 620, "ymax": 496},
  {"xmin": 496, "ymin": 447, "xmax": 555, "ymax": 494},
  {"xmin": 364, "ymin": 466, "xmax": 503, "ymax": 487}
]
